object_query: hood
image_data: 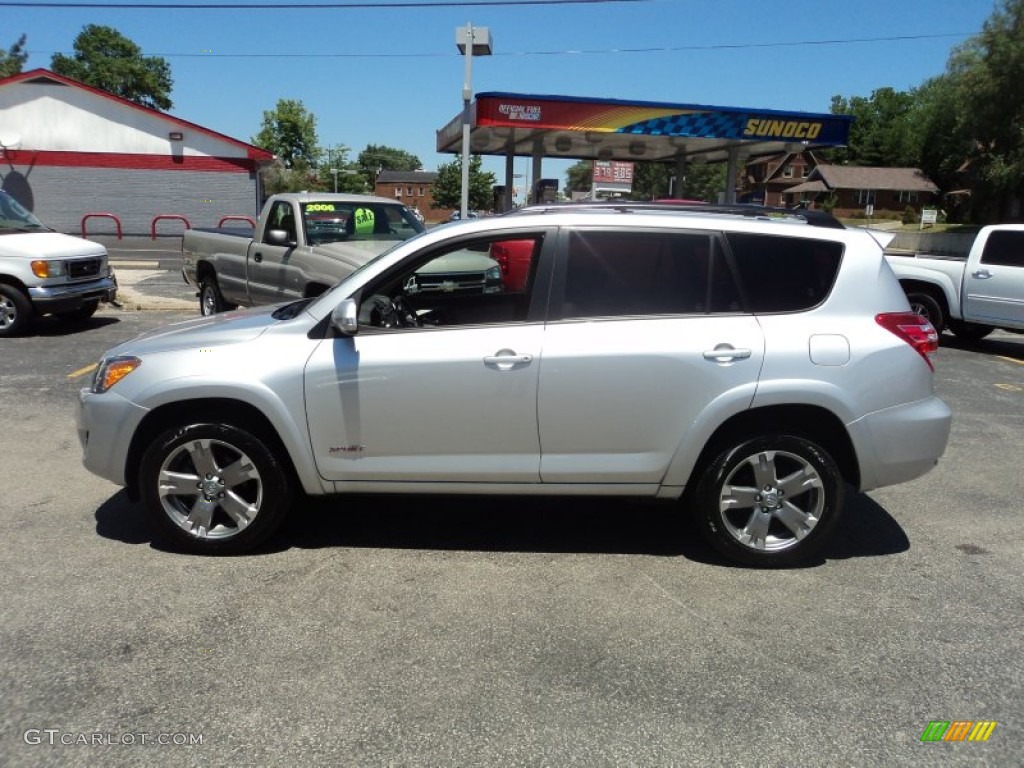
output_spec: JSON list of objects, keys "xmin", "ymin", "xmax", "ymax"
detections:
[
  {"xmin": 418, "ymin": 251, "xmax": 498, "ymax": 274},
  {"xmin": 105, "ymin": 303, "xmax": 284, "ymax": 358},
  {"xmin": 314, "ymin": 239, "xmax": 396, "ymax": 267},
  {"xmin": 0, "ymin": 231, "xmax": 108, "ymax": 260}
]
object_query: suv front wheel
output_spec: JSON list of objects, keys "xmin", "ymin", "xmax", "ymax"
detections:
[
  {"xmin": 692, "ymin": 435, "xmax": 843, "ymax": 567},
  {"xmin": 139, "ymin": 422, "xmax": 291, "ymax": 554}
]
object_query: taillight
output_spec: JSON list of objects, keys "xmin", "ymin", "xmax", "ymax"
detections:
[{"xmin": 875, "ymin": 312, "xmax": 939, "ymax": 370}]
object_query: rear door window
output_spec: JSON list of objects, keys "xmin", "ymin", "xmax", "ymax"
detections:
[
  {"xmin": 558, "ymin": 230, "xmax": 740, "ymax": 318},
  {"xmin": 979, "ymin": 230, "xmax": 1024, "ymax": 267},
  {"xmin": 725, "ymin": 233, "xmax": 843, "ymax": 312}
]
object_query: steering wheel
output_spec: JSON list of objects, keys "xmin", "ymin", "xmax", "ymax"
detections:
[{"xmin": 392, "ymin": 295, "xmax": 420, "ymax": 327}]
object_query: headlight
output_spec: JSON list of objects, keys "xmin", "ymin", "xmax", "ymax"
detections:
[
  {"xmin": 30, "ymin": 260, "xmax": 66, "ymax": 278},
  {"xmin": 93, "ymin": 356, "xmax": 142, "ymax": 393},
  {"xmin": 485, "ymin": 265, "xmax": 502, "ymax": 281}
]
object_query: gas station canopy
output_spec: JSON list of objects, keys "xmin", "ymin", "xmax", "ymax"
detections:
[
  {"xmin": 438, "ymin": 92, "xmax": 851, "ymax": 164},
  {"xmin": 437, "ymin": 92, "xmax": 852, "ymax": 207}
]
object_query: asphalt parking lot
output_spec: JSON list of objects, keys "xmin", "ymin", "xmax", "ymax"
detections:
[{"xmin": 1, "ymin": 251, "xmax": 1022, "ymax": 766}]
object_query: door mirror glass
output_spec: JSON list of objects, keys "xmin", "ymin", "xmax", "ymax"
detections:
[{"xmin": 265, "ymin": 228, "xmax": 293, "ymax": 246}]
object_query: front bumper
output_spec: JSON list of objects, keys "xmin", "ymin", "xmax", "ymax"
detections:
[
  {"xmin": 77, "ymin": 386, "xmax": 149, "ymax": 488},
  {"xmin": 28, "ymin": 272, "xmax": 118, "ymax": 314}
]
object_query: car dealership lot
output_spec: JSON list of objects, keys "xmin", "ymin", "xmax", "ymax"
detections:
[{"xmin": 1, "ymin": 306, "xmax": 1021, "ymax": 766}]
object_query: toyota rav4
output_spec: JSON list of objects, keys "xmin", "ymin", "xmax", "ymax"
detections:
[{"xmin": 77, "ymin": 203, "xmax": 951, "ymax": 566}]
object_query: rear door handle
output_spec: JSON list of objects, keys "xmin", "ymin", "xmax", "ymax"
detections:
[
  {"xmin": 253, "ymin": 252, "xmax": 263, "ymax": 263},
  {"xmin": 971, "ymin": 269, "xmax": 991, "ymax": 279},
  {"xmin": 483, "ymin": 349, "xmax": 533, "ymax": 371},
  {"xmin": 703, "ymin": 344, "xmax": 752, "ymax": 363}
]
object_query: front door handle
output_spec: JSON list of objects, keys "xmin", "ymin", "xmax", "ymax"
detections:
[
  {"xmin": 253, "ymin": 252, "xmax": 263, "ymax": 263},
  {"xmin": 484, "ymin": 349, "xmax": 533, "ymax": 371},
  {"xmin": 703, "ymin": 344, "xmax": 752, "ymax": 363}
]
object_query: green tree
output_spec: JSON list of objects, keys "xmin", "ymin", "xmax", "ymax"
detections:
[
  {"xmin": 0, "ymin": 34, "xmax": 28, "ymax": 79},
  {"xmin": 680, "ymin": 163, "xmax": 727, "ymax": 202},
  {"xmin": 946, "ymin": 0, "xmax": 1024, "ymax": 219},
  {"xmin": 828, "ymin": 87, "xmax": 918, "ymax": 167},
  {"xmin": 259, "ymin": 159, "xmax": 319, "ymax": 196},
  {"xmin": 431, "ymin": 155, "xmax": 496, "ymax": 211},
  {"xmin": 910, "ymin": 75, "xmax": 973, "ymax": 194},
  {"xmin": 565, "ymin": 160, "xmax": 593, "ymax": 195},
  {"xmin": 357, "ymin": 144, "xmax": 421, "ymax": 188},
  {"xmin": 630, "ymin": 162, "xmax": 673, "ymax": 199},
  {"xmin": 51, "ymin": 25, "xmax": 172, "ymax": 110},
  {"xmin": 316, "ymin": 144, "xmax": 367, "ymax": 194},
  {"xmin": 252, "ymin": 98, "xmax": 320, "ymax": 169}
]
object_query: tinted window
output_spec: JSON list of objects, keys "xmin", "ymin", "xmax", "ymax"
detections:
[
  {"xmin": 980, "ymin": 230, "xmax": 1024, "ymax": 267},
  {"xmin": 562, "ymin": 231, "xmax": 735, "ymax": 318},
  {"xmin": 726, "ymin": 233, "xmax": 843, "ymax": 312}
]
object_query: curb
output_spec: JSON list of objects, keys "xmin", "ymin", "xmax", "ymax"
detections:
[{"xmin": 104, "ymin": 286, "xmax": 196, "ymax": 312}]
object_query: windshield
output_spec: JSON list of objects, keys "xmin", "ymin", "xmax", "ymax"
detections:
[
  {"xmin": 308, "ymin": 229, "xmax": 432, "ymax": 311},
  {"xmin": 301, "ymin": 200, "xmax": 424, "ymax": 247},
  {"xmin": 0, "ymin": 191, "xmax": 47, "ymax": 233}
]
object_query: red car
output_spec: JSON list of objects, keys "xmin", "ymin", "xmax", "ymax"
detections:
[{"xmin": 489, "ymin": 239, "xmax": 534, "ymax": 292}]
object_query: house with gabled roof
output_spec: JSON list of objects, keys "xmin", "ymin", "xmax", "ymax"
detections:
[
  {"xmin": 740, "ymin": 152, "xmax": 941, "ymax": 219},
  {"xmin": 0, "ymin": 68, "xmax": 274, "ymax": 235},
  {"xmin": 740, "ymin": 150, "xmax": 821, "ymax": 208},
  {"xmin": 782, "ymin": 164, "xmax": 939, "ymax": 218}
]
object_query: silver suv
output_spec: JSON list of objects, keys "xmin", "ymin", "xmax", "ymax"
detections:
[{"xmin": 76, "ymin": 204, "xmax": 951, "ymax": 566}]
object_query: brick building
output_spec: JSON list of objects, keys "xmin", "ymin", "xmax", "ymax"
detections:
[{"xmin": 373, "ymin": 170, "xmax": 452, "ymax": 223}]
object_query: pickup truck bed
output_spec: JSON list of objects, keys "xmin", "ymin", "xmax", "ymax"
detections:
[{"xmin": 884, "ymin": 224, "xmax": 1024, "ymax": 340}]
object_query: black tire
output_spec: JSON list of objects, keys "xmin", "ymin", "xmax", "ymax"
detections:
[
  {"xmin": 199, "ymin": 273, "xmax": 235, "ymax": 316},
  {"xmin": 139, "ymin": 422, "xmax": 292, "ymax": 555},
  {"xmin": 0, "ymin": 283, "xmax": 33, "ymax": 337},
  {"xmin": 906, "ymin": 291, "xmax": 945, "ymax": 333},
  {"xmin": 691, "ymin": 434, "xmax": 844, "ymax": 567},
  {"xmin": 948, "ymin": 320, "xmax": 993, "ymax": 342},
  {"xmin": 54, "ymin": 299, "xmax": 100, "ymax": 323}
]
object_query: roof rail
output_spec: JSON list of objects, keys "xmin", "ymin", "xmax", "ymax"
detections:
[{"xmin": 506, "ymin": 201, "xmax": 845, "ymax": 230}]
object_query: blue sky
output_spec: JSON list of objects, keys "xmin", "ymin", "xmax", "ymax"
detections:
[{"xmin": 7, "ymin": 0, "xmax": 999, "ymax": 185}]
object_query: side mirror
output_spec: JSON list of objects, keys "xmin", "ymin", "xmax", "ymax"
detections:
[
  {"xmin": 265, "ymin": 228, "xmax": 294, "ymax": 247},
  {"xmin": 330, "ymin": 298, "xmax": 359, "ymax": 336}
]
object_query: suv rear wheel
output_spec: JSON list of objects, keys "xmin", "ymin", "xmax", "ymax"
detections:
[
  {"xmin": 139, "ymin": 422, "xmax": 291, "ymax": 554},
  {"xmin": 692, "ymin": 435, "xmax": 843, "ymax": 567}
]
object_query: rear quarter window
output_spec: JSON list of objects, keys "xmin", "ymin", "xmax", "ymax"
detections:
[{"xmin": 726, "ymin": 233, "xmax": 844, "ymax": 312}]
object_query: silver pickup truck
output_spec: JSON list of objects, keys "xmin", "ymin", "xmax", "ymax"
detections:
[
  {"xmin": 182, "ymin": 193, "xmax": 428, "ymax": 315},
  {"xmin": 885, "ymin": 224, "xmax": 1024, "ymax": 341}
]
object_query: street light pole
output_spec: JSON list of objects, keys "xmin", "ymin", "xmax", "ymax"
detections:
[{"xmin": 455, "ymin": 23, "xmax": 492, "ymax": 221}]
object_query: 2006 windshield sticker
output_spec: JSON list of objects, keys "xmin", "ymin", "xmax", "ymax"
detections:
[{"xmin": 306, "ymin": 204, "xmax": 336, "ymax": 212}]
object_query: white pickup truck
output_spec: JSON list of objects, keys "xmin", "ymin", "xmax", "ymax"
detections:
[
  {"xmin": 181, "ymin": 193, "xmax": 427, "ymax": 315},
  {"xmin": 886, "ymin": 224, "xmax": 1024, "ymax": 341},
  {"xmin": 0, "ymin": 190, "xmax": 117, "ymax": 337}
]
